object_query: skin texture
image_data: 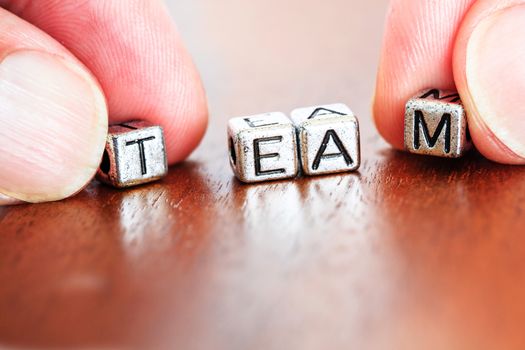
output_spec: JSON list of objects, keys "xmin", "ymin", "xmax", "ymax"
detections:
[
  {"xmin": 0, "ymin": 8, "xmax": 109, "ymax": 204},
  {"xmin": 0, "ymin": 0, "xmax": 207, "ymax": 204},
  {"xmin": 374, "ymin": 0, "xmax": 525, "ymax": 164},
  {"xmin": 453, "ymin": 0, "xmax": 525, "ymax": 164},
  {"xmin": 373, "ymin": 0, "xmax": 475, "ymax": 150},
  {"xmin": 4, "ymin": 0, "xmax": 208, "ymax": 164}
]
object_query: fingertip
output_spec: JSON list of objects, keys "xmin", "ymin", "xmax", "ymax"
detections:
[
  {"xmin": 9, "ymin": 0, "xmax": 209, "ymax": 166},
  {"xmin": 162, "ymin": 80, "xmax": 208, "ymax": 165},
  {"xmin": 453, "ymin": 0, "xmax": 525, "ymax": 164},
  {"xmin": 373, "ymin": 0, "xmax": 474, "ymax": 151},
  {"xmin": 131, "ymin": 41, "xmax": 208, "ymax": 165},
  {"xmin": 0, "ymin": 192, "xmax": 24, "ymax": 206},
  {"xmin": 0, "ymin": 49, "xmax": 108, "ymax": 204},
  {"xmin": 372, "ymin": 84, "xmax": 405, "ymax": 150}
]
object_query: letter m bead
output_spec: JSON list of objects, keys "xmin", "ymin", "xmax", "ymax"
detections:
[
  {"xmin": 404, "ymin": 89, "xmax": 472, "ymax": 158},
  {"xmin": 96, "ymin": 121, "xmax": 168, "ymax": 188},
  {"xmin": 228, "ymin": 112, "xmax": 299, "ymax": 183}
]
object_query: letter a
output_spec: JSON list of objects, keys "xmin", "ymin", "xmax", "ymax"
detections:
[{"xmin": 312, "ymin": 130, "xmax": 353, "ymax": 170}]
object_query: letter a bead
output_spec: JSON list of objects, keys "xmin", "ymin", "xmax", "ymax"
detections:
[
  {"xmin": 228, "ymin": 112, "xmax": 299, "ymax": 183},
  {"xmin": 404, "ymin": 89, "xmax": 472, "ymax": 158},
  {"xmin": 96, "ymin": 121, "xmax": 168, "ymax": 188},
  {"xmin": 291, "ymin": 103, "xmax": 360, "ymax": 176}
]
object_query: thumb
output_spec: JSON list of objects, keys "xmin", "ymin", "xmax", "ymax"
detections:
[
  {"xmin": 454, "ymin": 0, "xmax": 525, "ymax": 164},
  {"xmin": 0, "ymin": 8, "xmax": 107, "ymax": 205}
]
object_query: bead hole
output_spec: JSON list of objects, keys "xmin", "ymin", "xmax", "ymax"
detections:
[
  {"xmin": 100, "ymin": 149, "xmax": 111, "ymax": 174},
  {"xmin": 229, "ymin": 137, "xmax": 237, "ymax": 165}
]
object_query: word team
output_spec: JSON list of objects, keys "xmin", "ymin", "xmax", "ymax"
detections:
[{"xmin": 96, "ymin": 88, "xmax": 472, "ymax": 189}]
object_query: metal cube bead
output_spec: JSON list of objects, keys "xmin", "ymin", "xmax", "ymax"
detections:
[
  {"xmin": 96, "ymin": 121, "xmax": 168, "ymax": 188},
  {"xmin": 404, "ymin": 89, "xmax": 472, "ymax": 158},
  {"xmin": 291, "ymin": 103, "xmax": 360, "ymax": 176},
  {"xmin": 228, "ymin": 112, "xmax": 299, "ymax": 183}
]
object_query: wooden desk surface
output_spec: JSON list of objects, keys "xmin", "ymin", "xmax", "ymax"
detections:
[{"xmin": 2, "ymin": 1, "xmax": 525, "ymax": 349}]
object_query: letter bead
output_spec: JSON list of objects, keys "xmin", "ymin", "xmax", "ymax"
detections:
[
  {"xmin": 228, "ymin": 112, "xmax": 299, "ymax": 183},
  {"xmin": 404, "ymin": 89, "xmax": 472, "ymax": 158},
  {"xmin": 96, "ymin": 121, "xmax": 168, "ymax": 188},
  {"xmin": 291, "ymin": 103, "xmax": 360, "ymax": 176}
]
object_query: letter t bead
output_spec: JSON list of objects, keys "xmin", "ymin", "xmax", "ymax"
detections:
[{"xmin": 96, "ymin": 121, "xmax": 168, "ymax": 188}]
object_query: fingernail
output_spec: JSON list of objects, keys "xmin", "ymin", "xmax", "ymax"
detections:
[
  {"xmin": 0, "ymin": 193, "xmax": 23, "ymax": 206},
  {"xmin": 0, "ymin": 50, "xmax": 107, "ymax": 204},
  {"xmin": 466, "ymin": 4, "xmax": 525, "ymax": 159}
]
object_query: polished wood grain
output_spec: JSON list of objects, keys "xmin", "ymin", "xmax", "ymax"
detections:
[{"xmin": 2, "ymin": 1, "xmax": 525, "ymax": 349}]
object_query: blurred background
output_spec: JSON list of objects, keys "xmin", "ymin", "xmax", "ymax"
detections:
[{"xmin": 166, "ymin": 0, "xmax": 389, "ymax": 149}]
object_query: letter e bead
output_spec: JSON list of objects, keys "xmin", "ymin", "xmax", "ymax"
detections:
[{"xmin": 228, "ymin": 112, "xmax": 299, "ymax": 183}]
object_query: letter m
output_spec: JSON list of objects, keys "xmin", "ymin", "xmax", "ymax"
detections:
[{"xmin": 414, "ymin": 111, "xmax": 452, "ymax": 154}]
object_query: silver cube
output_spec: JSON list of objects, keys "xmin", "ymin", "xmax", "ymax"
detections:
[
  {"xmin": 96, "ymin": 121, "xmax": 168, "ymax": 188},
  {"xmin": 291, "ymin": 103, "xmax": 360, "ymax": 176},
  {"xmin": 228, "ymin": 112, "xmax": 299, "ymax": 183},
  {"xmin": 404, "ymin": 89, "xmax": 472, "ymax": 158}
]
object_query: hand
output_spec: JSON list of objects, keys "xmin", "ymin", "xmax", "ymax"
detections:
[
  {"xmin": 0, "ymin": 0, "xmax": 207, "ymax": 205},
  {"xmin": 373, "ymin": 0, "xmax": 525, "ymax": 164}
]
